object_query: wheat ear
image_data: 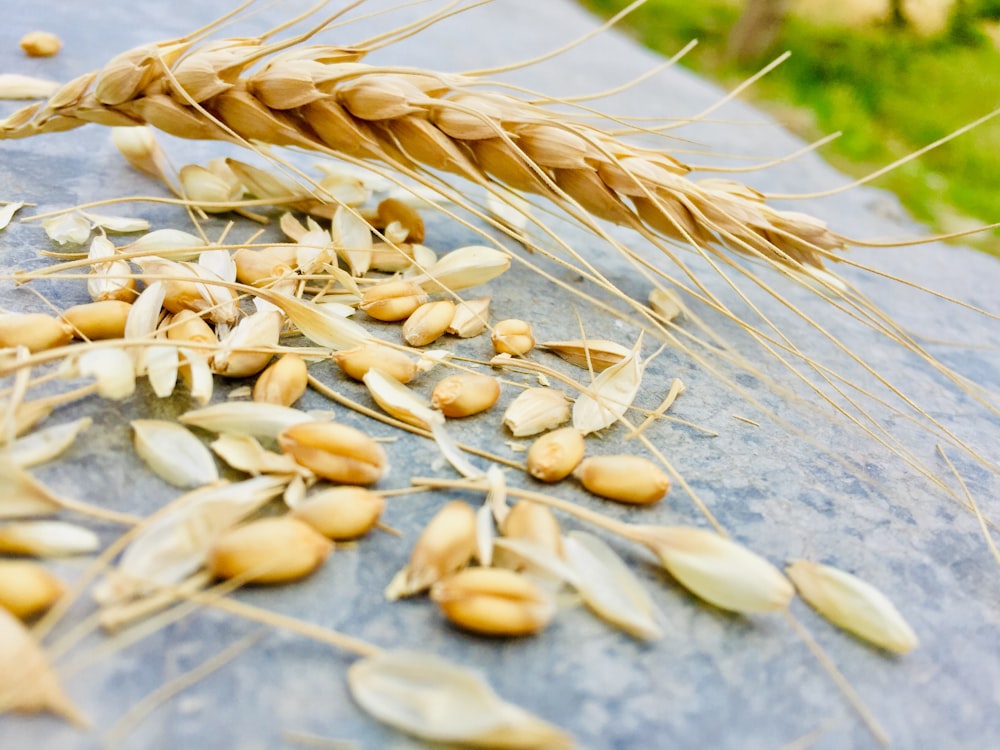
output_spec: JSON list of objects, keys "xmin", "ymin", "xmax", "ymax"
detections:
[{"xmin": 0, "ymin": 30, "xmax": 845, "ymax": 271}]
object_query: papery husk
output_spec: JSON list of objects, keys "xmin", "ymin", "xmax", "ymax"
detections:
[
  {"xmin": 363, "ymin": 368, "xmax": 441, "ymax": 429},
  {"xmin": 539, "ymin": 339, "xmax": 630, "ymax": 372},
  {"xmin": 210, "ymin": 432, "xmax": 307, "ymax": 477},
  {"xmin": 385, "ymin": 500, "xmax": 476, "ymax": 600},
  {"xmin": 0, "ymin": 520, "xmax": 100, "ymax": 557},
  {"xmin": 572, "ymin": 334, "xmax": 643, "ymax": 435},
  {"xmin": 6, "ymin": 417, "xmax": 92, "ymax": 468},
  {"xmin": 179, "ymin": 401, "xmax": 313, "ymax": 439},
  {"xmin": 0, "ymin": 459, "xmax": 68, "ymax": 518},
  {"xmin": 131, "ymin": 419, "xmax": 219, "ymax": 488},
  {"xmin": 0, "ymin": 606, "xmax": 88, "ymax": 725},
  {"xmin": 348, "ymin": 650, "xmax": 572, "ymax": 749},
  {"xmin": 502, "ymin": 387, "xmax": 571, "ymax": 437}
]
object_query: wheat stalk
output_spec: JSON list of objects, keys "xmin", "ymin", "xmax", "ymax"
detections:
[{"xmin": 0, "ymin": 18, "xmax": 845, "ymax": 272}]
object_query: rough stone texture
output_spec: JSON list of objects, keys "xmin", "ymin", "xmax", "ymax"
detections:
[{"xmin": 1, "ymin": 2, "xmax": 998, "ymax": 749}]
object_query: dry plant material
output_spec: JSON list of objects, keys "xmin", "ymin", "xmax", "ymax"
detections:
[
  {"xmin": 648, "ymin": 287, "xmax": 685, "ymax": 322},
  {"xmin": 575, "ymin": 455, "xmax": 670, "ymax": 505},
  {"xmin": 61, "ymin": 300, "xmax": 132, "ymax": 340},
  {"xmin": 526, "ymin": 427, "xmax": 585, "ymax": 483},
  {"xmin": 233, "ymin": 246, "xmax": 297, "ymax": 286},
  {"xmin": 431, "ymin": 373, "xmax": 501, "ymax": 418},
  {"xmin": 446, "ymin": 296, "xmax": 491, "ymax": 338},
  {"xmin": 636, "ymin": 526, "xmax": 794, "ymax": 613},
  {"xmin": 0, "ymin": 313, "xmax": 73, "ymax": 353},
  {"xmin": 209, "ymin": 433, "xmax": 305, "ymax": 478},
  {"xmin": 180, "ymin": 401, "xmax": 312, "ymax": 439},
  {"xmin": 0, "ymin": 460, "xmax": 68, "ymax": 518},
  {"xmin": 491, "ymin": 319, "xmax": 535, "ymax": 356},
  {"xmin": 42, "ymin": 213, "xmax": 91, "ymax": 245},
  {"xmin": 278, "ymin": 421, "xmax": 387, "ymax": 485},
  {"xmin": 19, "ymin": 31, "xmax": 62, "ymax": 58},
  {"xmin": 401, "ymin": 300, "xmax": 455, "ymax": 347},
  {"xmin": 501, "ymin": 501, "xmax": 564, "ymax": 558},
  {"xmin": 6, "ymin": 417, "xmax": 91, "ymax": 468},
  {"xmin": 563, "ymin": 531, "xmax": 663, "ymax": 640},
  {"xmin": 0, "ymin": 520, "xmax": 99, "ymax": 557},
  {"xmin": 0, "ymin": 606, "xmax": 87, "ymax": 725},
  {"xmin": 0, "ymin": 560, "xmax": 65, "ymax": 619},
  {"xmin": 363, "ymin": 368, "xmax": 439, "ymax": 429},
  {"xmin": 786, "ymin": 560, "xmax": 918, "ymax": 654},
  {"xmin": 132, "ymin": 419, "xmax": 219, "ymax": 489},
  {"xmin": 0, "ymin": 74, "xmax": 59, "ymax": 100},
  {"xmin": 0, "ymin": 202, "xmax": 24, "ymax": 230},
  {"xmin": 430, "ymin": 567, "xmax": 556, "ymax": 637},
  {"xmin": 376, "ymin": 197, "xmax": 424, "ymax": 243},
  {"xmin": 348, "ymin": 650, "xmax": 572, "ymax": 748},
  {"xmin": 385, "ymin": 500, "xmax": 477, "ymax": 600},
  {"xmin": 502, "ymin": 387, "xmax": 571, "ymax": 437},
  {"xmin": 334, "ymin": 343, "xmax": 417, "ymax": 384},
  {"xmin": 208, "ymin": 516, "xmax": 332, "ymax": 584},
  {"xmin": 359, "ymin": 280, "xmax": 428, "ymax": 321},
  {"xmin": 572, "ymin": 335, "xmax": 643, "ymax": 435},
  {"xmin": 540, "ymin": 339, "xmax": 631, "ymax": 372},
  {"xmin": 410, "ymin": 246, "xmax": 511, "ymax": 293},
  {"xmin": 253, "ymin": 354, "xmax": 308, "ymax": 406},
  {"xmin": 291, "ymin": 486, "xmax": 385, "ymax": 540}
]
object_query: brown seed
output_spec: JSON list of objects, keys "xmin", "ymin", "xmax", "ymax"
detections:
[
  {"xmin": 278, "ymin": 421, "xmax": 387, "ymax": 485},
  {"xmin": 430, "ymin": 373, "xmax": 501, "ymax": 418},
  {"xmin": 385, "ymin": 500, "xmax": 477, "ymax": 600},
  {"xmin": 207, "ymin": 516, "xmax": 332, "ymax": 584},
  {"xmin": 501, "ymin": 501, "xmax": 564, "ymax": 558},
  {"xmin": 291, "ymin": 486, "xmax": 386, "ymax": 540},
  {"xmin": 60, "ymin": 300, "xmax": 132, "ymax": 340},
  {"xmin": 20, "ymin": 31, "xmax": 62, "ymax": 58},
  {"xmin": 575, "ymin": 455, "xmax": 670, "ymax": 505},
  {"xmin": 334, "ymin": 343, "xmax": 417, "ymax": 384},
  {"xmin": 491, "ymin": 318, "xmax": 534, "ymax": 356},
  {"xmin": 0, "ymin": 561, "xmax": 65, "ymax": 620},
  {"xmin": 359, "ymin": 280, "xmax": 428, "ymax": 321},
  {"xmin": 402, "ymin": 300, "xmax": 455, "ymax": 347},
  {"xmin": 0, "ymin": 313, "xmax": 72, "ymax": 353},
  {"xmin": 526, "ymin": 427, "xmax": 585, "ymax": 483},
  {"xmin": 430, "ymin": 567, "xmax": 555, "ymax": 637},
  {"xmin": 253, "ymin": 354, "xmax": 308, "ymax": 406},
  {"xmin": 376, "ymin": 197, "xmax": 425, "ymax": 243}
]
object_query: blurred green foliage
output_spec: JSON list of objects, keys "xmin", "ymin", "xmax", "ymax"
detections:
[{"xmin": 580, "ymin": 0, "xmax": 1000, "ymax": 253}]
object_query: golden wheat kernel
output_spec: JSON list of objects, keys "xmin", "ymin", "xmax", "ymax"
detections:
[
  {"xmin": 233, "ymin": 246, "xmax": 297, "ymax": 286},
  {"xmin": 402, "ymin": 300, "xmax": 455, "ymax": 347},
  {"xmin": 526, "ymin": 427, "xmax": 586, "ymax": 483},
  {"xmin": 278, "ymin": 422, "xmax": 387, "ymax": 485},
  {"xmin": 385, "ymin": 501, "xmax": 477, "ymax": 600},
  {"xmin": 60, "ymin": 300, "xmax": 132, "ymax": 340},
  {"xmin": 207, "ymin": 516, "xmax": 332, "ymax": 584},
  {"xmin": 20, "ymin": 31, "xmax": 62, "ymax": 58},
  {"xmin": 575, "ymin": 455, "xmax": 670, "ymax": 505},
  {"xmin": 376, "ymin": 197, "xmax": 425, "ymax": 243},
  {"xmin": 491, "ymin": 319, "xmax": 535, "ymax": 356},
  {"xmin": 430, "ymin": 373, "xmax": 501, "ymax": 418},
  {"xmin": 334, "ymin": 344, "xmax": 417, "ymax": 384},
  {"xmin": 430, "ymin": 567, "xmax": 555, "ymax": 637},
  {"xmin": 165, "ymin": 309, "xmax": 216, "ymax": 345},
  {"xmin": 0, "ymin": 560, "xmax": 65, "ymax": 620},
  {"xmin": 359, "ymin": 280, "xmax": 429, "ymax": 322},
  {"xmin": 291, "ymin": 486, "xmax": 386, "ymax": 540},
  {"xmin": 0, "ymin": 313, "xmax": 73, "ymax": 353},
  {"xmin": 501, "ymin": 501, "xmax": 564, "ymax": 558},
  {"xmin": 253, "ymin": 354, "xmax": 308, "ymax": 407}
]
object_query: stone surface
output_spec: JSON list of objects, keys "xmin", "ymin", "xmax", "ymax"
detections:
[{"xmin": 1, "ymin": 2, "xmax": 998, "ymax": 749}]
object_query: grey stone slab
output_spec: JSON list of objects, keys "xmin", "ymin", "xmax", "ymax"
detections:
[{"xmin": 1, "ymin": 2, "xmax": 998, "ymax": 749}]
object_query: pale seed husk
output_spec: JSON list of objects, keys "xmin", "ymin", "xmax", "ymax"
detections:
[
  {"xmin": 73, "ymin": 348, "xmax": 137, "ymax": 401},
  {"xmin": 209, "ymin": 433, "xmax": 306, "ymax": 477},
  {"xmin": 402, "ymin": 300, "xmax": 455, "ymax": 347},
  {"xmin": 61, "ymin": 300, "xmax": 132, "ymax": 340},
  {"xmin": 0, "ymin": 520, "xmax": 100, "ymax": 557},
  {"xmin": 131, "ymin": 419, "xmax": 219, "ymax": 489},
  {"xmin": 42, "ymin": 213, "xmax": 90, "ymax": 245},
  {"xmin": 539, "ymin": 339, "xmax": 630, "ymax": 372},
  {"xmin": 208, "ymin": 516, "xmax": 332, "ymax": 584},
  {"xmin": 491, "ymin": 319, "xmax": 534, "ymax": 356},
  {"xmin": 0, "ymin": 73, "xmax": 60, "ymax": 99},
  {"xmin": 334, "ymin": 343, "xmax": 417, "ymax": 384},
  {"xmin": 368, "ymin": 241, "xmax": 416, "ymax": 272},
  {"xmin": 636, "ymin": 526, "xmax": 794, "ymax": 613},
  {"xmin": 0, "ymin": 313, "xmax": 73, "ymax": 353},
  {"xmin": 211, "ymin": 310, "xmax": 282, "ymax": 378},
  {"xmin": 431, "ymin": 373, "xmax": 501, "ymax": 418},
  {"xmin": 385, "ymin": 500, "xmax": 476, "ymax": 600},
  {"xmin": 376, "ymin": 197, "xmax": 425, "ymax": 243},
  {"xmin": 178, "ymin": 163, "xmax": 242, "ymax": 211},
  {"xmin": 575, "ymin": 455, "xmax": 670, "ymax": 505},
  {"xmin": 291, "ymin": 486, "xmax": 385, "ymax": 540},
  {"xmin": 6, "ymin": 417, "xmax": 91, "ymax": 469},
  {"xmin": 0, "ymin": 202, "xmax": 24, "ymax": 230},
  {"xmin": 253, "ymin": 354, "xmax": 308, "ymax": 406},
  {"xmin": 359, "ymin": 280, "xmax": 428, "ymax": 321},
  {"xmin": 0, "ymin": 560, "xmax": 65, "ymax": 619},
  {"xmin": 572, "ymin": 335, "xmax": 643, "ymax": 435},
  {"xmin": 180, "ymin": 401, "xmax": 313, "ymax": 439},
  {"xmin": 526, "ymin": 427, "xmax": 585, "ymax": 483},
  {"xmin": 786, "ymin": 560, "xmax": 918, "ymax": 654},
  {"xmin": 502, "ymin": 387, "xmax": 571, "ymax": 437},
  {"xmin": 363, "ymin": 368, "xmax": 440, "ymax": 429},
  {"xmin": 409, "ymin": 245, "xmax": 511, "ymax": 294},
  {"xmin": 0, "ymin": 460, "xmax": 69, "ymax": 518},
  {"xmin": 446, "ymin": 296, "xmax": 491, "ymax": 338},
  {"xmin": 430, "ymin": 567, "xmax": 556, "ymax": 637},
  {"xmin": 278, "ymin": 421, "xmax": 387, "ymax": 485}
]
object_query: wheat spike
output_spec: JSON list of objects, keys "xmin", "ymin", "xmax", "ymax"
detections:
[{"xmin": 0, "ymin": 28, "xmax": 844, "ymax": 270}]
